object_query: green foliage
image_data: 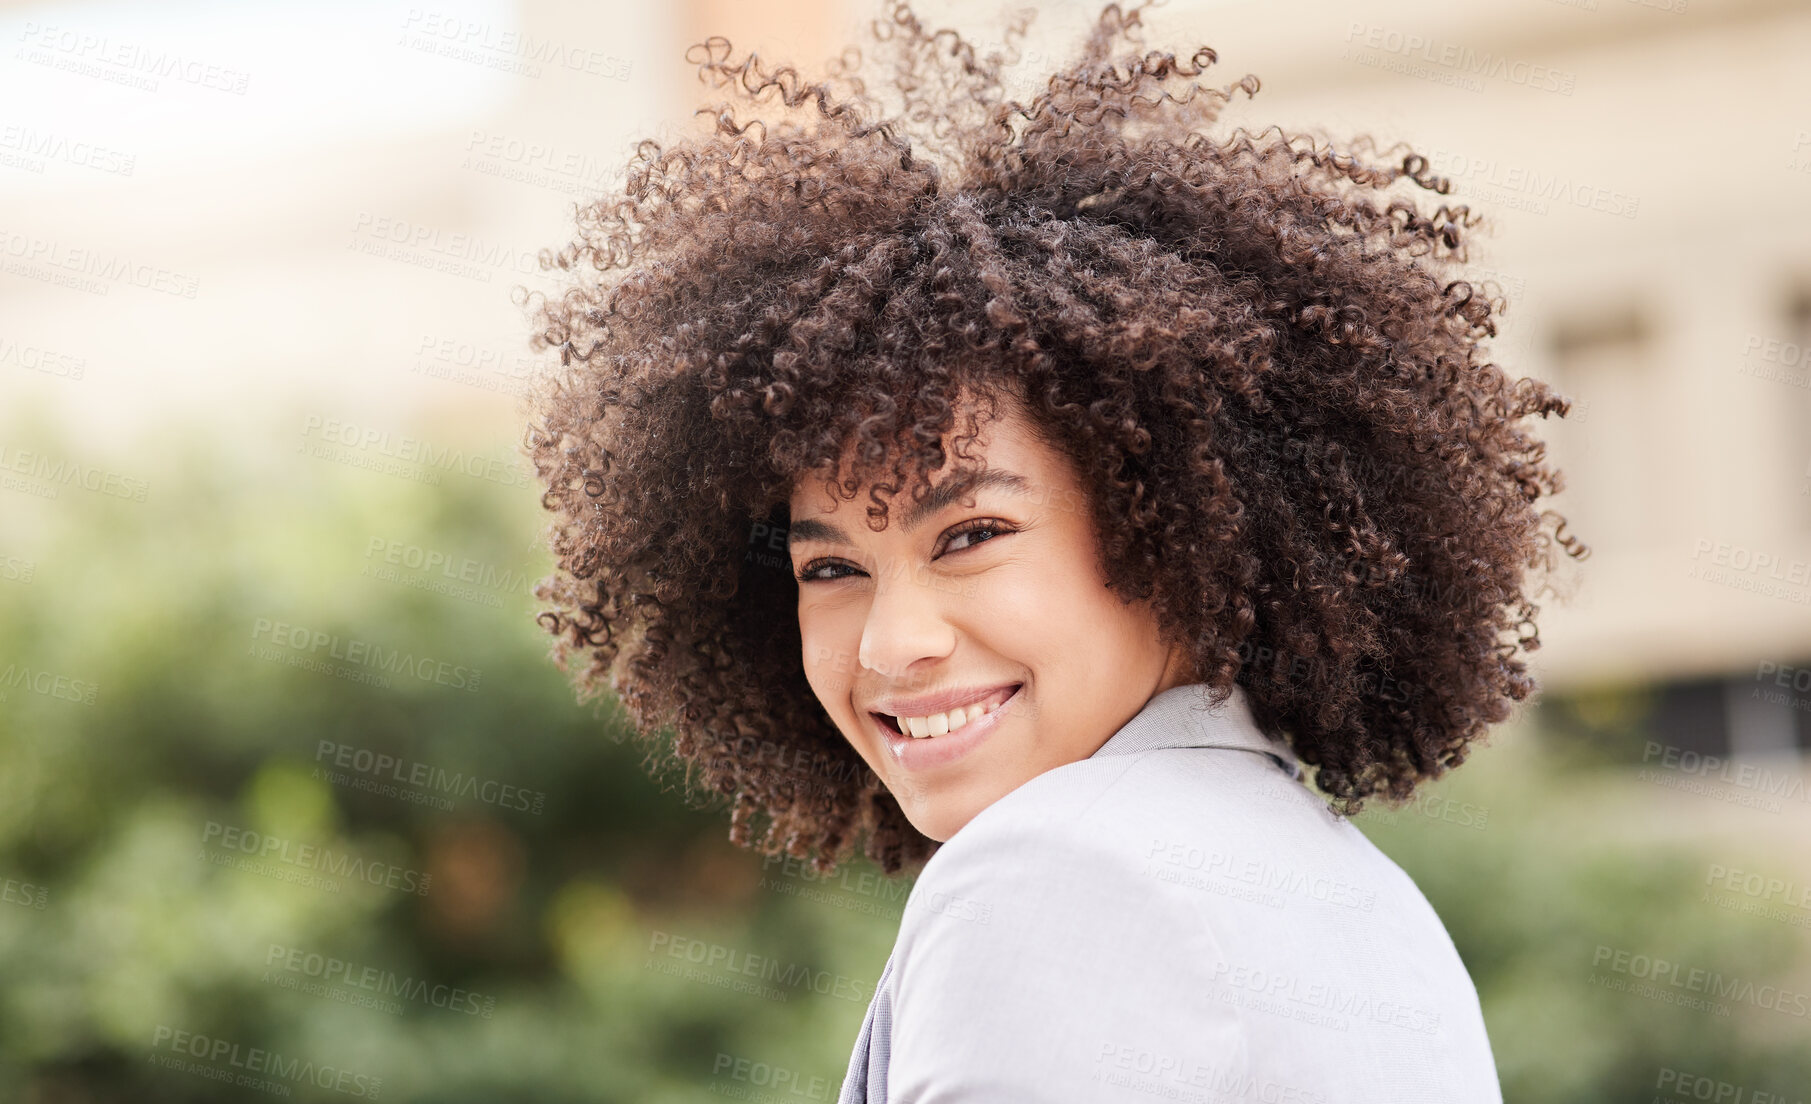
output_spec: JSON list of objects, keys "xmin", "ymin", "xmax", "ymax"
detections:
[
  {"xmin": 0, "ymin": 404, "xmax": 898, "ymax": 1102},
  {"xmin": 0, "ymin": 402, "xmax": 1803, "ymax": 1101},
  {"xmin": 1352, "ymin": 727, "xmax": 1811, "ymax": 1100}
]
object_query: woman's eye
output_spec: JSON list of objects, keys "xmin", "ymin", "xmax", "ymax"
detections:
[
  {"xmin": 943, "ymin": 523, "xmax": 1008, "ymax": 554},
  {"xmin": 793, "ymin": 521, "xmax": 1015, "ymax": 584},
  {"xmin": 796, "ymin": 560, "xmax": 859, "ymax": 583}
]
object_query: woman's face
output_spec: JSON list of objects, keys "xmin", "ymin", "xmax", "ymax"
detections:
[{"xmin": 787, "ymin": 396, "xmax": 1194, "ymax": 842}]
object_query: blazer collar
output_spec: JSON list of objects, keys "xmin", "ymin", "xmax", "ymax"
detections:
[{"xmin": 1090, "ymin": 682, "xmax": 1304, "ymax": 781}]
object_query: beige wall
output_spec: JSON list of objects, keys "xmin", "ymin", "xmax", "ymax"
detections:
[
  {"xmin": 683, "ymin": 0, "xmax": 1811, "ymax": 696},
  {"xmin": 816, "ymin": 0, "xmax": 1811, "ymax": 697},
  {"xmin": 4, "ymin": 0, "xmax": 1806, "ymax": 700}
]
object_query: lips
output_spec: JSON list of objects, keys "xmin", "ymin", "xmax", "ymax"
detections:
[
  {"xmin": 871, "ymin": 682, "xmax": 1019, "ymax": 739},
  {"xmin": 868, "ymin": 682, "xmax": 1023, "ymax": 724},
  {"xmin": 873, "ymin": 683, "xmax": 1023, "ymax": 772}
]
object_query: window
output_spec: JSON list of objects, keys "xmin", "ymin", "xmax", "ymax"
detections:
[{"xmin": 1544, "ymin": 306, "xmax": 1656, "ymax": 554}]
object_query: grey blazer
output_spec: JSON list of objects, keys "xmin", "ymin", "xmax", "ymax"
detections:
[{"xmin": 836, "ymin": 681, "xmax": 1503, "ymax": 1103}]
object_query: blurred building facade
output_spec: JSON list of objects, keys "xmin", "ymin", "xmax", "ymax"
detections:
[
  {"xmin": 678, "ymin": 0, "xmax": 1811, "ymax": 771},
  {"xmin": 5, "ymin": 0, "xmax": 1807, "ymax": 764}
]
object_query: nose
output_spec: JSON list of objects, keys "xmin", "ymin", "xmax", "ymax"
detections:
[{"xmin": 857, "ymin": 559, "xmax": 957, "ymax": 679}]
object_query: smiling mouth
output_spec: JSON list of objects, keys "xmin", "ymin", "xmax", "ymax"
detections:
[{"xmin": 872, "ymin": 683, "xmax": 1022, "ymax": 739}]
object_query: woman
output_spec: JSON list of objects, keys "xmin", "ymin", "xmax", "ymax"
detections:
[{"xmin": 520, "ymin": 2, "xmax": 1587, "ymax": 1100}]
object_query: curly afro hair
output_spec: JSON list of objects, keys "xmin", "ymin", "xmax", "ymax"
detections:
[{"xmin": 519, "ymin": 0, "xmax": 1589, "ymax": 876}]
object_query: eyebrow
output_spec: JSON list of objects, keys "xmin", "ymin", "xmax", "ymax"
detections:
[{"xmin": 787, "ymin": 468, "xmax": 1033, "ymax": 548}]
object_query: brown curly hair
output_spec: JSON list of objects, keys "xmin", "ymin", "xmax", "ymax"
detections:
[{"xmin": 518, "ymin": 0, "xmax": 1588, "ymax": 876}]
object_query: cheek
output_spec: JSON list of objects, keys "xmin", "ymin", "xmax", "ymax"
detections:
[
  {"xmin": 975, "ymin": 548, "xmax": 1106, "ymax": 633},
  {"xmin": 977, "ymin": 580, "xmax": 1072, "ymax": 652},
  {"xmin": 797, "ymin": 608, "xmax": 857, "ymax": 703},
  {"xmin": 974, "ymin": 551, "xmax": 1159, "ymax": 673}
]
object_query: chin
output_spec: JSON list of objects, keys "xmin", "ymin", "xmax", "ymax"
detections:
[
  {"xmin": 906, "ymin": 813, "xmax": 955, "ymax": 845},
  {"xmin": 900, "ymin": 795, "xmax": 984, "ymax": 844}
]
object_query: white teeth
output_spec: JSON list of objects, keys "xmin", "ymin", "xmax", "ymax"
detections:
[{"xmin": 895, "ymin": 699, "xmax": 998, "ymax": 739}]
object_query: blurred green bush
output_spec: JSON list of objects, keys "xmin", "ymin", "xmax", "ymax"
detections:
[{"xmin": 0, "ymin": 401, "xmax": 1804, "ymax": 1102}]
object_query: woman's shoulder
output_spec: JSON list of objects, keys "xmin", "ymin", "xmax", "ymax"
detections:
[
  {"xmin": 922, "ymin": 741, "xmax": 1343, "ymax": 879},
  {"xmin": 882, "ymin": 743, "xmax": 1499, "ymax": 1102},
  {"xmin": 905, "ymin": 741, "xmax": 1439, "ymax": 946},
  {"xmin": 882, "ymin": 763, "xmax": 1260, "ymax": 1100}
]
